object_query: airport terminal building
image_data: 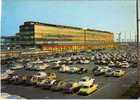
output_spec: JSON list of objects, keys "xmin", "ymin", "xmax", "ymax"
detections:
[{"xmin": 16, "ymin": 21, "xmax": 116, "ymax": 52}]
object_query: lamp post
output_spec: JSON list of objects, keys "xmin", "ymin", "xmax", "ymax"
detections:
[
  {"xmin": 125, "ymin": 33, "xmax": 127, "ymax": 43},
  {"xmin": 130, "ymin": 32, "xmax": 132, "ymax": 42},
  {"xmin": 136, "ymin": 0, "xmax": 140, "ymax": 85}
]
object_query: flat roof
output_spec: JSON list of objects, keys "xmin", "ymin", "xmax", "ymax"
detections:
[
  {"xmin": 1, "ymin": 36, "xmax": 16, "ymax": 39},
  {"xmin": 23, "ymin": 21, "xmax": 113, "ymax": 34}
]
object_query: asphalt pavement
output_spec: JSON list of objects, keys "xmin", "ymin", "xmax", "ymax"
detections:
[{"xmin": 1, "ymin": 62, "xmax": 137, "ymax": 99}]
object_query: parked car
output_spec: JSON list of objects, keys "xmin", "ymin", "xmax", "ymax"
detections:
[
  {"xmin": 63, "ymin": 81, "xmax": 80, "ymax": 94},
  {"xmin": 92, "ymin": 66, "xmax": 101, "ymax": 72},
  {"xmin": 1, "ymin": 92, "xmax": 27, "ymax": 99},
  {"xmin": 41, "ymin": 79, "xmax": 56, "ymax": 89},
  {"xmin": 78, "ymin": 84, "xmax": 98, "ymax": 95},
  {"xmin": 33, "ymin": 72, "xmax": 47, "ymax": 79},
  {"xmin": 10, "ymin": 75, "xmax": 24, "ymax": 85},
  {"xmin": 80, "ymin": 60, "xmax": 90, "ymax": 64},
  {"xmin": 94, "ymin": 68, "xmax": 105, "ymax": 76},
  {"xmin": 1, "ymin": 73, "xmax": 9, "ymax": 81},
  {"xmin": 108, "ymin": 61, "xmax": 116, "ymax": 67},
  {"xmin": 115, "ymin": 61, "xmax": 122, "ymax": 67},
  {"xmin": 130, "ymin": 62, "xmax": 137, "ymax": 68},
  {"xmin": 23, "ymin": 76, "xmax": 34, "ymax": 86},
  {"xmin": 78, "ymin": 76, "xmax": 95, "ymax": 87},
  {"xmin": 5, "ymin": 69, "xmax": 15, "ymax": 75},
  {"xmin": 77, "ymin": 68, "xmax": 88, "ymax": 74},
  {"xmin": 30, "ymin": 76, "xmax": 43, "ymax": 86},
  {"xmin": 1, "ymin": 70, "xmax": 15, "ymax": 82},
  {"xmin": 120, "ymin": 61, "xmax": 130, "ymax": 68},
  {"xmin": 51, "ymin": 80, "xmax": 66, "ymax": 91},
  {"xmin": 113, "ymin": 70, "xmax": 125, "ymax": 77},
  {"xmin": 67, "ymin": 67, "xmax": 80, "ymax": 73},
  {"xmin": 25, "ymin": 62, "xmax": 33, "ymax": 70},
  {"xmin": 52, "ymin": 63, "xmax": 62, "ymax": 69},
  {"xmin": 1, "ymin": 73, "xmax": 15, "ymax": 83},
  {"xmin": 90, "ymin": 56, "xmax": 95, "ymax": 61},
  {"xmin": 94, "ymin": 66, "xmax": 111, "ymax": 76},
  {"xmin": 54, "ymin": 61, "xmax": 62, "ymax": 65},
  {"xmin": 35, "ymin": 79, "xmax": 48, "ymax": 87},
  {"xmin": 47, "ymin": 73, "xmax": 56, "ymax": 80},
  {"xmin": 31, "ymin": 63, "xmax": 49, "ymax": 71},
  {"xmin": 104, "ymin": 69, "xmax": 114, "ymax": 77},
  {"xmin": 59, "ymin": 65, "xmax": 70, "ymax": 72},
  {"xmin": 10, "ymin": 63, "xmax": 24, "ymax": 70},
  {"xmin": 100, "ymin": 59, "xmax": 108, "ymax": 65}
]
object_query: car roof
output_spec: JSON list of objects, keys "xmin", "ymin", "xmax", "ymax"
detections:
[{"xmin": 81, "ymin": 76, "xmax": 90, "ymax": 80}]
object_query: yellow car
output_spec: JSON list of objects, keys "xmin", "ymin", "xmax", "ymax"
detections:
[
  {"xmin": 113, "ymin": 70, "xmax": 125, "ymax": 77},
  {"xmin": 78, "ymin": 84, "xmax": 98, "ymax": 95}
]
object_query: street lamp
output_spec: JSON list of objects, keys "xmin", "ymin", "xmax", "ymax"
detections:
[
  {"xmin": 136, "ymin": 0, "xmax": 140, "ymax": 85},
  {"xmin": 83, "ymin": 28, "xmax": 87, "ymax": 51}
]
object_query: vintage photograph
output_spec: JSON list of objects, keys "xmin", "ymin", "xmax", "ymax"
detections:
[{"xmin": 1, "ymin": 0, "xmax": 140, "ymax": 99}]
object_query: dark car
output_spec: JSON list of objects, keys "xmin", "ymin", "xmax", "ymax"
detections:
[
  {"xmin": 9, "ymin": 75, "xmax": 23, "ymax": 85},
  {"xmin": 23, "ymin": 76, "xmax": 33, "ymax": 86},
  {"xmin": 104, "ymin": 69, "xmax": 114, "ymax": 77},
  {"xmin": 78, "ymin": 68, "xmax": 88, "ymax": 74},
  {"xmin": 63, "ymin": 81, "xmax": 80, "ymax": 94},
  {"xmin": 92, "ymin": 66, "xmax": 99, "ymax": 72},
  {"xmin": 94, "ymin": 69, "xmax": 104, "ymax": 76},
  {"xmin": 51, "ymin": 80, "xmax": 66, "ymax": 91},
  {"xmin": 130, "ymin": 62, "xmax": 137, "ymax": 68},
  {"xmin": 41, "ymin": 80, "xmax": 56, "ymax": 89}
]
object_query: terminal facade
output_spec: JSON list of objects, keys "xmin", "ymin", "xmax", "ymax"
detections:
[{"xmin": 16, "ymin": 21, "xmax": 116, "ymax": 53}]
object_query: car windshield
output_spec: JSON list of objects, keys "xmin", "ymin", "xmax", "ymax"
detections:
[{"xmin": 81, "ymin": 86, "xmax": 88, "ymax": 88}]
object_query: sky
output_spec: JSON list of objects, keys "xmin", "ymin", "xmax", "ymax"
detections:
[{"xmin": 1, "ymin": 0, "xmax": 140, "ymax": 41}]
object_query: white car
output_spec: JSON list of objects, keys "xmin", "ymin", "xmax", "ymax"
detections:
[
  {"xmin": 80, "ymin": 60, "xmax": 90, "ymax": 64},
  {"xmin": 67, "ymin": 67, "xmax": 80, "ymax": 73},
  {"xmin": 32, "ymin": 63, "xmax": 49, "ymax": 71},
  {"xmin": 25, "ymin": 62, "xmax": 33, "ymax": 70},
  {"xmin": 32, "ymin": 60, "xmax": 43, "ymax": 64},
  {"xmin": 54, "ymin": 61, "xmax": 62, "ymax": 64},
  {"xmin": 108, "ymin": 61, "xmax": 115, "ymax": 67},
  {"xmin": 116, "ymin": 61, "xmax": 122, "ymax": 67},
  {"xmin": 1, "ymin": 93, "xmax": 27, "ymax": 99},
  {"xmin": 10, "ymin": 63, "xmax": 24, "ymax": 70},
  {"xmin": 5, "ymin": 69, "xmax": 15, "ymax": 75},
  {"xmin": 52, "ymin": 63, "xmax": 62, "ymax": 69},
  {"xmin": 59, "ymin": 65, "xmax": 70, "ymax": 72},
  {"xmin": 78, "ymin": 76, "xmax": 95, "ymax": 87},
  {"xmin": 33, "ymin": 72, "xmax": 47, "ymax": 78},
  {"xmin": 90, "ymin": 56, "xmax": 95, "ymax": 61},
  {"xmin": 120, "ymin": 61, "xmax": 130, "ymax": 68}
]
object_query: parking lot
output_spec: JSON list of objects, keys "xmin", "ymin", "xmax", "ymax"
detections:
[{"xmin": 1, "ymin": 48, "xmax": 138, "ymax": 99}]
